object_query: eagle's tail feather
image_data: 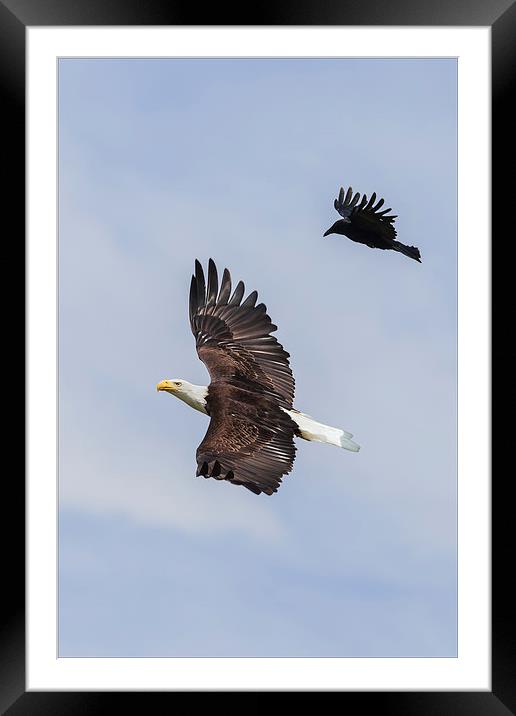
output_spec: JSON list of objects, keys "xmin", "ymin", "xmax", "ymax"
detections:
[{"xmin": 285, "ymin": 410, "xmax": 360, "ymax": 452}]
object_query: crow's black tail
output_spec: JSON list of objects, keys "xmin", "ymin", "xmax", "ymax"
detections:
[{"xmin": 392, "ymin": 241, "xmax": 422, "ymax": 263}]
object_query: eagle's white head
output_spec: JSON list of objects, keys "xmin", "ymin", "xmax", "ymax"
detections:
[{"xmin": 156, "ymin": 378, "xmax": 208, "ymax": 414}]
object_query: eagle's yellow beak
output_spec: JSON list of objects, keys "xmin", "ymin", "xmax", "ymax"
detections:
[{"xmin": 156, "ymin": 380, "xmax": 176, "ymax": 393}]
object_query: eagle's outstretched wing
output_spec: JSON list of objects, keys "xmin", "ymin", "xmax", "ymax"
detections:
[
  {"xmin": 189, "ymin": 259, "xmax": 295, "ymax": 408},
  {"xmin": 334, "ymin": 186, "xmax": 398, "ymax": 241},
  {"xmin": 189, "ymin": 259, "xmax": 297, "ymax": 495}
]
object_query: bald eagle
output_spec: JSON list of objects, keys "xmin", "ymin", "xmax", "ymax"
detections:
[
  {"xmin": 324, "ymin": 186, "xmax": 422, "ymax": 263},
  {"xmin": 157, "ymin": 259, "xmax": 359, "ymax": 496}
]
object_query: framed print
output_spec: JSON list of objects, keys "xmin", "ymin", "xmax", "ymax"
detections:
[{"xmin": 5, "ymin": 0, "xmax": 511, "ymax": 711}]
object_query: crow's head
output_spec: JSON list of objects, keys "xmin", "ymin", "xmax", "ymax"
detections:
[{"xmin": 323, "ymin": 218, "xmax": 350, "ymax": 237}]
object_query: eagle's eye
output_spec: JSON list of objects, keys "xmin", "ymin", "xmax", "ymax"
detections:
[{"xmin": 175, "ymin": 382, "xmax": 182, "ymax": 388}]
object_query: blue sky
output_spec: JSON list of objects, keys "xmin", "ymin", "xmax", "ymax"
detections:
[{"xmin": 58, "ymin": 58, "xmax": 457, "ymax": 657}]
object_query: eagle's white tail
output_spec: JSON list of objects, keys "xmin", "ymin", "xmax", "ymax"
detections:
[{"xmin": 285, "ymin": 410, "xmax": 360, "ymax": 452}]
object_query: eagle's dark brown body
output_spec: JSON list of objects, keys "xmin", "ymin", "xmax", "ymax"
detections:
[
  {"xmin": 324, "ymin": 186, "xmax": 422, "ymax": 263},
  {"xmin": 199, "ymin": 382, "xmax": 298, "ymax": 495}
]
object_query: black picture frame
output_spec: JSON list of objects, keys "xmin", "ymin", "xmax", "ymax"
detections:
[{"xmin": 7, "ymin": 0, "xmax": 510, "ymax": 712}]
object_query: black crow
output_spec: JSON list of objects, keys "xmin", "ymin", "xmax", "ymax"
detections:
[{"xmin": 324, "ymin": 186, "xmax": 422, "ymax": 263}]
